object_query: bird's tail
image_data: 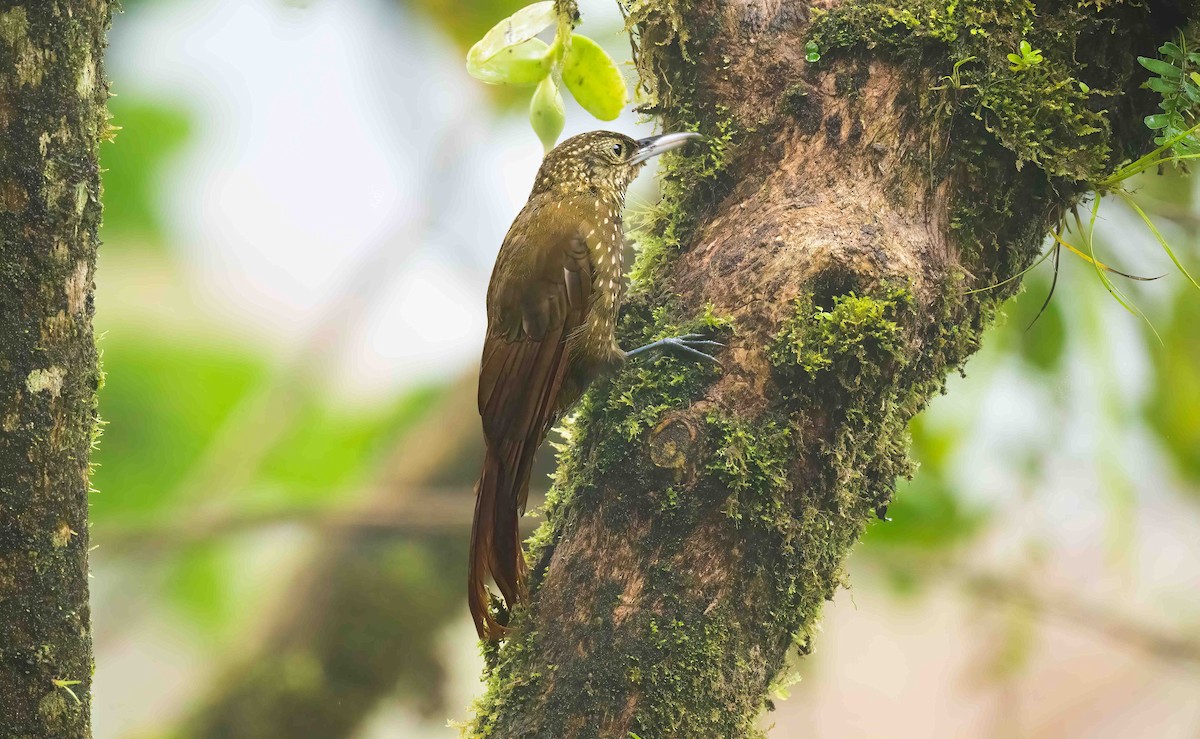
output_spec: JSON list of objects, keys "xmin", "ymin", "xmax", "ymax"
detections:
[{"xmin": 468, "ymin": 444, "xmax": 529, "ymax": 640}]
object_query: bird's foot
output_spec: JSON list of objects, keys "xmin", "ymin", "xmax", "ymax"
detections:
[{"xmin": 625, "ymin": 333, "xmax": 723, "ymax": 364}]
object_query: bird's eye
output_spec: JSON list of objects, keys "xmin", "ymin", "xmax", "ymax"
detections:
[{"xmin": 612, "ymin": 142, "xmax": 625, "ymax": 156}]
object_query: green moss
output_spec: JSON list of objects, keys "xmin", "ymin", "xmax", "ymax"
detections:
[
  {"xmin": 809, "ymin": 0, "xmax": 1121, "ymax": 182},
  {"xmin": 619, "ymin": 0, "xmax": 747, "ymax": 294},
  {"xmin": 705, "ymin": 413, "xmax": 792, "ymax": 527},
  {"xmin": 0, "ymin": 8, "xmax": 29, "ymax": 48},
  {"xmin": 471, "ymin": 410, "xmax": 802, "ymax": 739},
  {"xmin": 521, "ymin": 302, "xmax": 732, "ymax": 569},
  {"xmin": 765, "ymin": 281, "xmax": 990, "ymax": 525},
  {"xmin": 769, "ymin": 289, "xmax": 910, "ymax": 387},
  {"xmin": 627, "ymin": 110, "xmax": 745, "ymax": 291},
  {"xmin": 471, "ymin": 283, "xmax": 945, "ymax": 736}
]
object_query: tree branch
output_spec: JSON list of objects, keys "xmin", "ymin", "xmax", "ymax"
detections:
[
  {"xmin": 95, "ymin": 486, "xmax": 480, "ymax": 553},
  {"xmin": 467, "ymin": 1, "xmax": 1190, "ymax": 736}
]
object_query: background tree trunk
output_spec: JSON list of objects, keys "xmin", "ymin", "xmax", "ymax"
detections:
[
  {"xmin": 467, "ymin": 1, "xmax": 1192, "ymax": 736},
  {"xmin": 0, "ymin": 1, "xmax": 110, "ymax": 735}
]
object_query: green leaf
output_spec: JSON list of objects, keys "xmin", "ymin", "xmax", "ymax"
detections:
[
  {"xmin": 466, "ymin": 2, "xmax": 556, "ymax": 78},
  {"xmin": 1019, "ymin": 40, "xmax": 1031, "ymax": 55},
  {"xmin": 468, "ymin": 37, "xmax": 553, "ymax": 86},
  {"xmin": 1160, "ymin": 41, "xmax": 1184, "ymax": 60},
  {"xmin": 1145, "ymin": 113, "xmax": 1172, "ymax": 130},
  {"xmin": 1178, "ymin": 137, "xmax": 1200, "ymax": 155},
  {"xmin": 1139, "ymin": 56, "xmax": 1182, "ymax": 78},
  {"xmin": 1146, "ymin": 76, "xmax": 1177, "ymax": 94},
  {"xmin": 530, "ymin": 75, "xmax": 565, "ymax": 152},
  {"xmin": 1118, "ymin": 191, "xmax": 1200, "ymax": 293},
  {"xmin": 561, "ymin": 34, "xmax": 628, "ymax": 121}
]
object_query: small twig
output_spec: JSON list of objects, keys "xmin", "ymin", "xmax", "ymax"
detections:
[
  {"xmin": 863, "ymin": 553, "xmax": 1200, "ymax": 670},
  {"xmin": 95, "ymin": 486, "xmax": 484, "ymax": 553},
  {"xmin": 961, "ymin": 569, "xmax": 1200, "ymax": 669}
]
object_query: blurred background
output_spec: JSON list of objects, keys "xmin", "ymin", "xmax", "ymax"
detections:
[{"xmin": 92, "ymin": 0, "xmax": 1200, "ymax": 736}]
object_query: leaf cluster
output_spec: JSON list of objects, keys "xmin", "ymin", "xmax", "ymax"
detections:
[
  {"xmin": 1140, "ymin": 37, "xmax": 1200, "ymax": 156},
  {"xmin": 466, "ymin": 2, "xmax": 630, "ymax": 150},
  {"xmin": 1006, "ymin": 39, "xmax": 1042, "ymax": 72}
]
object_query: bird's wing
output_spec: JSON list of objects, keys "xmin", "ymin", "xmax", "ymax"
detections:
[{"xmin": 478, "ymin": 216, "xmax": 594, "ymax": 506}]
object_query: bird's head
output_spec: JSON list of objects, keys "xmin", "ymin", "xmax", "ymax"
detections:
[{"xmin": 531, "ymin": 130, "xmax": 702, "ymax": 200}]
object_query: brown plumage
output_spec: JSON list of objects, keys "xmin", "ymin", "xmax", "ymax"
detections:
[{"xmin": 469, "ymin": 130, "xmax": 708, "ymax": 639}]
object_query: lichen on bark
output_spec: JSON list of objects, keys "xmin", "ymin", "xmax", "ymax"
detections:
[{"xmin": 0, "ymin": 2, "xmax": 111, "ymax": 736}]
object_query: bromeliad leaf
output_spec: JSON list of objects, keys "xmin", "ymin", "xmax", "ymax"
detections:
[
  {"xmin": 561, "ymin": 34, "xmax": 628, "ymax": 121},
  {"xmin": 466, "ymin": 2, "xmax": 556, "ymax": 81}
]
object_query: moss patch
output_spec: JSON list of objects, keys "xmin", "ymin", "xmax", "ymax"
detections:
[
  {"xmin": 808, "ymin": 0, "xmax": 1133, "ymax": 182},
  {"xmin": 769, "ymin": 288, "xmax": 910, "ymax": 387}
]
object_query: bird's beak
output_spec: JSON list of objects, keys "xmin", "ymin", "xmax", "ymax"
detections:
[{"xmin": 630, "ymin": 132, "xmax": 703, "ymax": 165}]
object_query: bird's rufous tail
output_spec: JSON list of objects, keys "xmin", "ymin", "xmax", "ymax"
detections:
[{"xmin": 468, "ymin": 444, "xmax": 529, "ymax": 640}]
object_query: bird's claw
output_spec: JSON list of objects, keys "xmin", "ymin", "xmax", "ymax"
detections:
[
  {"xmin": 625, "ymin": 333, "xmax": 725, "ymax": 365},
  {"xmin": 667, "ymin": 335, "xmax": 720, "ymax": 359},
  {"xmin": 658, "ymin": 335, "xmax": 724, "ymax": 365}
]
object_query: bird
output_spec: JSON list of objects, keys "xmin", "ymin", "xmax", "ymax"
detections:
[{"xmin": 469, "ymin": 130, "xmax": 719, "ymax": 640}]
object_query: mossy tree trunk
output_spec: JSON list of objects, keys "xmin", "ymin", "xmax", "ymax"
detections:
[
  {"xmin": 468, "ymin": 1, "xmax": 1191, "ymax": 736},
  {"xmin": 0, "ymin": 1, "xmax": 110, "ymax": 735}
]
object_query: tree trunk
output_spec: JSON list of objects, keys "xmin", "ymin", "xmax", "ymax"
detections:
[
  {"xmin": 467, "ymin": 1, "xmax": 1190, "ymax": 736},
  {"xmin": 0, "ymin": 1, "xmax": 110, "ymax": 735}
]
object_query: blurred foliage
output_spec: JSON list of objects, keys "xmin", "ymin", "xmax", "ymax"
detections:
[
  {"xmin": 185, "ymin": 536, "xmax": 463, "ymax": 737},
  {"xmin": 404, "ymin": 0, "xmax": 530, "ymax": 53},
  {"xmin": 169, "ymin": 540, "xmax": 236, "ymax": 633},
  {"xmin": 101, "ymin": 96, "xmax": 192, "ymax": 246},
  {"xmin": 95, "ymin": 85, "xmax": 448, "ymax": 641},
  {"xmin": 94, "ymin": 319, "xmax": 443, "ymax": 632},
  {"xmin": 1146, "ymin": 290, "xmax": 1200, "ymax": 485},
  {"xmin": 92, "ymin": 332, "xmax": 267, "ymax": 518},
  {"xmin": 992, "ymin": 274, "xmax": 1067, "ymax": 374},
  {"xmin": 860, "ymin": 414, "xmax": 987, "ymax": 594},
  {"xmin": 95, "ymin": 326, "xmax": 442, "ymax": 520},
  {"xmin": 863, "ymin": 435, "xmax": 986, "ymax": 552}
]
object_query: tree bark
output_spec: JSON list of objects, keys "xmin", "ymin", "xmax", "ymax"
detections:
[
  {"xmin": 467, "ymin": 1, "xmax": 1191, "ymax": 736},
  {"xmin": 0, "ymin": 1, "xmax": 111, "ymax": 736}
]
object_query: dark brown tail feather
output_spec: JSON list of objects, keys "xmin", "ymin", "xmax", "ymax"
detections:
[
  {"xmin": 471, "ymin": 327, "xmax": 574, "ymax": 639},
  {"xmin": 468, "ymin": 444, "xmax": 530, "ymax": 640}
]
